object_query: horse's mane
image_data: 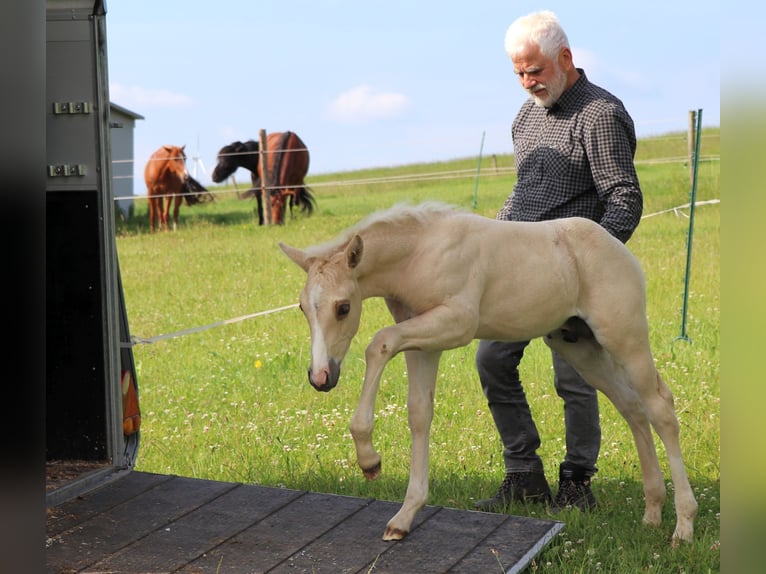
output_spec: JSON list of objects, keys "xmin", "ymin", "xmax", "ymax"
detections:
[{"xmin": 304, "ymin": 201, "xmax": 461, "ymax": 258}]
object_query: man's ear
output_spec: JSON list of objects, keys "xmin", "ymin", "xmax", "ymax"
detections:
[{"xmin": 558, "ymin": 47, "xmax": 574, "ymax": 72}]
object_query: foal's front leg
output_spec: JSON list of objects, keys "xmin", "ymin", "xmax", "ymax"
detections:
[
  {"xmin": 349, "ymin": 342, "xmax": 388, "ymax": 480},
  {"xmin": 352, "ymin": 300, "xmax": 475, "ymax": 540},
  {"xmin": 349, "ymin": 298, "xmax": 415, "ymax": 479},
  {"xmin": 384, "ymin": 348, "xmax": 441, "ymax": 540}
]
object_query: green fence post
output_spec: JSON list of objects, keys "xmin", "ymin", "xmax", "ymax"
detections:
[{"xmin": 674, "ymin": 108, "xmax": 703, "ymax": 345}]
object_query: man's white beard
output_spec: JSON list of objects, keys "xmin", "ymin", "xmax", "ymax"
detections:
[{"xmin": 531, "ymin": 67, "xmax": 567, "ymax": 108}]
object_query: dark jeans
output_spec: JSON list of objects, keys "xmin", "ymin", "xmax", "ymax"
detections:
[{"xmin": 475, "ymin": 339, "xmax": 600, "ymax": 476}]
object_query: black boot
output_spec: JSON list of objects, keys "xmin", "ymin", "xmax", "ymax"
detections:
[
  {"xmin": 553, "ymin": 462, "xmax": 597, "ymax": 511},
  {"xmin": 474, "ymin": 472, "xmax": 552, "ymax": 511}
]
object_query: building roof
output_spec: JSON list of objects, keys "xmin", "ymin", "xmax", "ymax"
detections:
[{"xmin": 110, "ymin": 102, "xmax": 144, "ymax": 120}]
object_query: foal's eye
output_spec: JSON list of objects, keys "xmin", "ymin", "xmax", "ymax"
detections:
[{"xmin": 336, "ymin": 302, "xmax": 351, "ymax": 319}]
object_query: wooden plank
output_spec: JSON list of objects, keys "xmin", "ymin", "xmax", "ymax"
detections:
[
  {"xmin": 46, "ymin": 470, "xmax": 171, "ymax": 536},
  {"xmin": 362, "ymin": 507, "xmax": 510, "ymax": 573},
  {"xmin": 46, "ymin": 471, "xmax": 564, "ymax": 573},
  {"xmin": 266, "ymin": 500, "xmax": 442, "ymax": 574},
  {"xmin": 182, "ymin": 492, "xmax": 373, "ymax": 573},
  {"xmin": 449, "ymin": 514, "xmax": 565, "ymax": 574},
  {"xmin": 46, "ymin": 474, "xmax": 236, "ymax": 573},
  {"xmin": 87, "ymin": 483, "xmax": 306, "ymax": 573}
]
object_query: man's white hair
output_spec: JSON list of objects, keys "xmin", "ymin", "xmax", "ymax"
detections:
[{"xmin": 504, "ymin": 10, "xmax": 570, "ymax": 60}]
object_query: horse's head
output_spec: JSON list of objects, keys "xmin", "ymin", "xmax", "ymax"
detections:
[
  {"xmin": 162, "ymin": 144, "xmax": 189, "ymax": 179},
  {"xmin": 211, "ymin": 140, "xmax": 256, "ymax": 183},
  {"xmin": 270, "ymin": 191, "xmax": 289, "ymax": 225},
  {"xmin": 162, "ymin": 144, "xmax": 187, "ymax": 162},
  {"xmin": 279, "ymin": 236, "xmax": 365, "ymax": 392}
]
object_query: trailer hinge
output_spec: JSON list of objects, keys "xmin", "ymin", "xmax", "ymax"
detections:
[
  {"xmin": 48, "ymin": 164, "xmax": 87, "ymax": 177},
  {"xmin": 53, "ymin": 101, "xmax": 91, "ymax": 115}
]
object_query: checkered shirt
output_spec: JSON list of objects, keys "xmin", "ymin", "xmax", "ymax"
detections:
[{"xmin": 497, "ymin": 70, "xmax": 643, "ymax": 243}]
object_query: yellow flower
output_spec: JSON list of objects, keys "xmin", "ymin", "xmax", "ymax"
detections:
[{"xmin": 254, "ymin": 360, "xmax": 263, "ymax": 369}]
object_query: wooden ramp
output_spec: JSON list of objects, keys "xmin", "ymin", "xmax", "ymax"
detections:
[{"xmin": 46, "ymin": 471, "xmax": 563, "ymax": 573}]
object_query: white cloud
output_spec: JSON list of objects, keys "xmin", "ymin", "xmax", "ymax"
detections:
[
  {"xmin": 326, "ymin": 85, "xmax": 409, "ymax": 123},
  {"xmin": 110, "ymin": 83, "xmax": 193, "ymax": 108}
]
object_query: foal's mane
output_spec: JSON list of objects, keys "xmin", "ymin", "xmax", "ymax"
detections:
[{"xmin": 304, "ymin": 202, "xmax": 460, "ymax": 258}]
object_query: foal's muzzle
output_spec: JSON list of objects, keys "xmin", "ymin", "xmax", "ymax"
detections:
[{"xmin": 308, "ymin": 358, "xmax": 341, "ymax": 392}]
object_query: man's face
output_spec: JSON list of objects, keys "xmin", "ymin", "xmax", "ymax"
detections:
[{"xmin": 511, "ymin": 42, "xmax": 568, "ymax": 108}]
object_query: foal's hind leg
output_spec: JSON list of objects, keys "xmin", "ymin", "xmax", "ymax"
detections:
[
  {"xmin": 638, "ymin": 369, "xmax": 698, "ymax": 544},
  {"xmin": 547, "ymin": 335, "xmax": 697, "ymax": 544},
  {"xmin": 603, "ymin": 357, "xmax": 697, "ymax": 544}
]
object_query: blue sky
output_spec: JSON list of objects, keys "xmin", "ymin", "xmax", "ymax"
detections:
[{"xmin": 105, "ymin": 1, "xmax": 720, "ymax": 194}]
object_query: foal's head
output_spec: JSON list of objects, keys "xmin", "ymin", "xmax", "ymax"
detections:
[{"xmin": 280, "ymin": 236, "xmax": 365, "ymax": 392}]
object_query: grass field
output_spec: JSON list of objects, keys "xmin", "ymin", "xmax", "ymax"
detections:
[{"xmin": 116, "ymin": 129, "xmax": 720, "ymax": 573}]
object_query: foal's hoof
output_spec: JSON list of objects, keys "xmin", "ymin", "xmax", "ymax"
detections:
[
  {"xmin": 383, "ymin": 526, "xmax": 408, "ymax": 541},
  {"xmin": 671, "ymin": 524, "xmax": 694, "ymax": 547},
  {"xmin": 362, "ymin": 461, "xmax": 382, "ymax": 481}
]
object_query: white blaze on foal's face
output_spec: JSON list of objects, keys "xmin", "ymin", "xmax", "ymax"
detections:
[
  {"xmin": 305, "ymin": 282, "xmax": 330, "ymax": 376},
  {"xmin": 299, "ymin": 262, "xmax": 362, "ymax": 390}
]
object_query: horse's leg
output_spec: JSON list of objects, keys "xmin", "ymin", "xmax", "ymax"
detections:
[
  {"xmin": 272, "ymin": 192, "xmax": 287, "ymax": 225},
  {"xmin": 350, "ymin": 299, "xmax": 472, "ymax": 477},
  {"xmin": 643, "ymin": 370, "xmax": 698, "ymax": 545},
  {"xmin": 283, "ymin": 189, "xmax": 296, "ymax": 219},
  {"xmin": 148, "ymin": 197, "xmax": 156, "ymax": 232},
  {"xmin": 271, "ymin": 193, "xmax": 281, "ymax": 225},
  {"xmin": 547, "ymin": 333, "xmax": 697, "ymax": 544},
  {"xmin": 172, "ymin": 194, "xmax": 182, "ymax": 231},
  {"xmin": 255, "ymin": 190, "xmax": 264, "ymax": 225},
  {"xmin": 349, "ymin": 298, "xmax": 408, "ymax": 481},
  {"xmin": 349, "ymin": 299, "xmax": 475, "ymax": 540},
  {"xmin": 162, "ymin": 195, "xmax": 173, "ymax": 231},
  {"xmin": 155, "ymin": 196, "xmax": 166, "ymax": 231},
  {"xmin": 384, "ymin": 348, "xmax": 441, "ymax": 541},
  {"xmin": 349, "ymin": 342, "xmax": 387, "ymax": 480},
  {"xmin": 154, "ymin": 196, "xmax": 163, "ymax": 231}
]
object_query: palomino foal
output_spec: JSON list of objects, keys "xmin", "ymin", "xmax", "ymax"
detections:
[{"xmin": 279, "ymin": 202, "xmax": 697, "ymax": 546}]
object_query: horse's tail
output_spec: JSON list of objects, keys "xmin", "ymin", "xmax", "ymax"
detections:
[
  {"xmin": 183, "ymin": 175, "xmax": 215, "ymax": 205},
  {"xmin": 294, "ymin": 184, "xmax": 316, "ymax": 215},
  {"xmin": 239, "ymin": 178, "xmax": 262, "ymax": 200},
  {"xmin": 238, "ymin": 188, "xmax": 259, "ymax": 200}
]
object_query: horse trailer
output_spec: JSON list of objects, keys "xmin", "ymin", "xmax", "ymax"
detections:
[{"xmin": 45, "ymin": 0, "xmax": 140, "ymax": 505}]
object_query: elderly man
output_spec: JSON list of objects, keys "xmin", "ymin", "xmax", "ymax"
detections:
[{"xmin": 474, "ymin": 10, "xmax": 643, "ymax": 513}]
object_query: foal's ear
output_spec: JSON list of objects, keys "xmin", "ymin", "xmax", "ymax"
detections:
[
  {"xmin": 345, "ymin": 235, "xmax": 364, "ymax": 269},
  {"xmin": 278, "ymin": 242, "xmax": 311, "ymax": 272}
]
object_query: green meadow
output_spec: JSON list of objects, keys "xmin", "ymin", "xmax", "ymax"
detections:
[{"xmin": 116, "ymin": 129, "xmax": 720, "ymax": 573}]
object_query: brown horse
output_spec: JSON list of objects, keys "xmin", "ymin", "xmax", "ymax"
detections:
[
  {"xmin": 144, "ymin": 144, "xmax": 213, "ymax": 232},
  {"xmin": 211, "ymin": 131, "xmax": 315, "ymax": 225}
]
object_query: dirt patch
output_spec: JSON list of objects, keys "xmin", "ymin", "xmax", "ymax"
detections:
[{"xmin": 46, "ymin": 460, "xmax": 110, "ymax": 492}]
